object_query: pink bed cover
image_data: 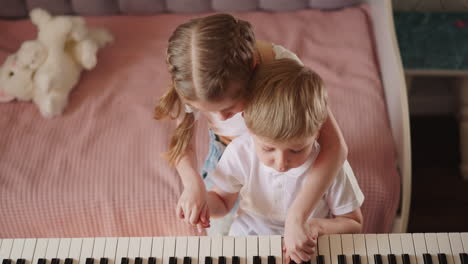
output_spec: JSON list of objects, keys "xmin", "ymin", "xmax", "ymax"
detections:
[{"xmin": 0, "ymin": 5, "xmax": 400, "ymax": 237}]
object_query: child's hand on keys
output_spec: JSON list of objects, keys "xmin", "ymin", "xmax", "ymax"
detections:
[
  {"xmin": 176, "ymin": 187, "xmax": 211, "ymax": 232},
  {"xmin": 283, "ymin": 219, "xmax": 318, "ymax": 264}
]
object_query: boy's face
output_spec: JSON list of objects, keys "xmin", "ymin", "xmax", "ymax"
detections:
[{"xmin": 251, "ymin": 133, "xmax": 319, "ymax": 172}]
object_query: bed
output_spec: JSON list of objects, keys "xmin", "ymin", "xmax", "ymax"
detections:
[{"xmin": 0, "ymin": 0, "xmax": 411, "ymax": 237}]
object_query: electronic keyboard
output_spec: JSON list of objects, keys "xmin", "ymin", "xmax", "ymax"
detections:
[{"xmin": 0, "ymin": 233, "xmax": 467, "ymax": 264}]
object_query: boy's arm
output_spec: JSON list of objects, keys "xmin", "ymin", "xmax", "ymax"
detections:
[
  {"xmin": 207, "ymin": 185, "xmax": 239, "ymax": 219},
  {"xmin": 308, "ymin": 209, "xmax": 363, "ymax": 236},
  {"xmin": 284, "ymin": 108, "xmax": 348, "ymax": 263}
]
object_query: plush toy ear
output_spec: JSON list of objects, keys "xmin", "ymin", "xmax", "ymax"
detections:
[{"xmin": 17, "ymin": 41, "xmax": 47, "ymax": 70}]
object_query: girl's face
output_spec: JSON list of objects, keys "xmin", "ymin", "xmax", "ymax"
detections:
[{"xmin": 185, "ymin": 80, "xmax": 246, "ymax": 121}]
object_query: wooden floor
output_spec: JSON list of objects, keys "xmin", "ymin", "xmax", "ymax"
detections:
[{"xmin": 407, "ymin": 115, "xmax": 468, "ymax": 232}]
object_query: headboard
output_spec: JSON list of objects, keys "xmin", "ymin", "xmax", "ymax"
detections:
[{"xmin": 0, "ymin": 0, "xmax": 361, "ymax": 18}]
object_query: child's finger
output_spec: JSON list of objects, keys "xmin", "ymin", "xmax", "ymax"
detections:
[
  {"xmin": 197, "ymin": 223, "xmax": 204, "ymax": 233},
  {"xmin": 189, "ymin": 207, "xmax": 201, "ymax": 225},
  {"xmin": 200, "ymin": 204, "xmax": 209, "ymax": 224},
  {"xmin": 176, "ymin": 205, "xmax": 184, "ymax": 219}
]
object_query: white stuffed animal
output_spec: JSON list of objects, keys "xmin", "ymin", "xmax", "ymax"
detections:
[{"xmin": 0, "ymin": 8, "xmax": 113, "ymax": 118}]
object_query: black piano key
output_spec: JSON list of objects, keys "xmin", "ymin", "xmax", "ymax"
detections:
[
  {"xmin": 205, "ymin": 257, "xmax": 212, "ymax": 264},
  {"xmin": 148, "ymin": 257, "xmax": 156, "ymax": 264},
  {"xmin": 183, "ymin": 257, "xmax": 191, "ymax": 264},
  {"xmin": 38, "ymin": 259, "xmax": 47, "ymax": 264},
  {"xmin": 267, "ymin": 256, "xmax": 275, "ymax": 264},
  {"xmin": 65, "ymin": 258, "xmax": 74, "ymax": 264},
  {"xmin": 169, "ymin": 257, "xmax": 177, "ymax": 264},
  {"xmin": 402, "ymin": 254, "xmax": 411, "ymax": 264},
  {"xmin": 460, "ymin": 253, "xmax": 468, "ymax": 264},
  {"xmin": 316, "ymin": 255, "xmax": 325, "ymax": 264},
  {"xmin": 338, "ymin": 255, "xmax": 346, "ymax": 264},
  {"xmin": 2, "ymin": 259, "xmax": 12, "ymax": 264},
  {"xmin": 218, "ymin": 257, "xmax": 226, "ymax": 264},
  {"xmin": 99, "ymin": 258, "xmax": 108, "ymax": 264},
  {"xmin": 232, "ymin": 256, "xmax": 240, "ymax": 264},
  {"xmin": 253, "ymin": 256, "xmax": 261, "ymax": 264},
  {"xmin": 352, "ymin": 254, "xmax": 361, "ymax": 264},
  {"xmin": 437, "ymin": 254, "xmax": 447, "ymax": 264},
  {"xmin": 86, "ymin": 258, "xmax": 94, "ymax": 264},
  {"xmin": 374, "ymin": 254, "xmax": 383, "ymax": 264},
  {"xmin": 121, "ymin": 258, "xmax": 129, "ymax": 264},
  {"xmin": 423, "ymin": 254, "xmax": 432, "ymax": 264},
  {"xmin": 17, "ymin": 259, "xmax": 26, "ymax": 264},
  {"xmin": 52, "ymin": 258, "xmax": 61, "ymax": 264},
  {"xmin": 135, "ymin": 258, "xmax": 142, "ymax": 264},
  {"xmin": 388, "ymin": 254, "xmax": 397, "ymax": 264}
]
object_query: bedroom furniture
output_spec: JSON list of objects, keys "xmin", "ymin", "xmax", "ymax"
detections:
[
  {"xmin": 395, "ymin": 11, "xmax": 468, "ymax": 180},
  {"xmin": 1, "ymin": 233, "xmax": 468, "ymax": 264},
  {"xmin": 0, "ymin": 0, "xmax": 411, "ymax": 236}
]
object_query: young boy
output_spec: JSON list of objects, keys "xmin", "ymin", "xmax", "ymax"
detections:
[{"xmin": 206, "ymin": 58, "xmax": 364, "ymax": 240}]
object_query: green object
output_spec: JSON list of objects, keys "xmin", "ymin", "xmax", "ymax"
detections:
[{"xmin": 394, "ymin": 12, "xmax": 468, "ymax": 70}]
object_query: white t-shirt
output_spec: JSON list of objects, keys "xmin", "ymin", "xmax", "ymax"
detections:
[
  {"xmin": 186, "ymin": 44, "xmax": 302, "ymax": 137},
  {"xmin": 210, "ymin": 133, "xmax": 365, "ymax": 236}
]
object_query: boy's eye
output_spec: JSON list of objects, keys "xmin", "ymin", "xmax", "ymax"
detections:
[
  {"xmin": 291, "ymin": 148, "xmax": 304, "ymax": 154},
  {"xmin": 262, "ymin": 147, "xmax": 274, "ymax": 152}
]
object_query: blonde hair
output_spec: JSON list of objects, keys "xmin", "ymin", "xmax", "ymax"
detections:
[
  {"xmin": 154, "ymin": 14, "xmax": 256, "ymax": 165},
  {"xmin": 244, "ymin": 58, "xmax": 328, "ymax": 142}
]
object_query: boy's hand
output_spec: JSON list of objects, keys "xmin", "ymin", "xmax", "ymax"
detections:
[
  {"xmin": 283, "ymin": 219, "xmax": 317, "ymax": 264},
  {"xmin": 176, "ymin": 187, "xmax": 211, "ymax": 231}
]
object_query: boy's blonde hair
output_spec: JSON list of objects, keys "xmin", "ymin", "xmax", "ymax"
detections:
[
  {"xmin": 244, "ymin": 58, "xmax": 328, "ymax": 142},
  {"xmin": 154, "ymin": 14, "xmax": 257, "ymax": 165}
]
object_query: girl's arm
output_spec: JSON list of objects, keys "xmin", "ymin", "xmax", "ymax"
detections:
[
  {"xmin": 287, "ymin": 107, "xmax": 348, "ymax": 223},
  {"xmin": 308, "ymin": 209, "xmax": 363, "ymax": 236},
  {"xmin": 206, "ymin": 186, "xmax": 239, "ymax": 219},
  {"xmin": 284, "ymin": 108, "xmax": 348, "ymax": 262}
]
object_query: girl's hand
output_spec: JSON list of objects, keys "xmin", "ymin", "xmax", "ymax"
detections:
[
  {"xmin": 283, "ymin": 219, "xmax": 318, "ymax": 264},
  {"xmin": 176, "ymin": 187, "xmax": 211, "ymax": 231}
]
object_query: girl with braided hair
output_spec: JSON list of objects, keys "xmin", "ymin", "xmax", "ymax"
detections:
[{"xmin": 154, "ymin": 13, "xmax": 348, "ymax": 263}]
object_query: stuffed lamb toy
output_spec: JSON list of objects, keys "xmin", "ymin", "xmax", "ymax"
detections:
[{"xmin": 0, "ymin": 8, "xmax": 113, "ymax": 118}]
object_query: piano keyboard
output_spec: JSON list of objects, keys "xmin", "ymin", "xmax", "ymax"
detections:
[{"xmin": 0, "ymin": 234, "xmax": 467, "ymax": 264}]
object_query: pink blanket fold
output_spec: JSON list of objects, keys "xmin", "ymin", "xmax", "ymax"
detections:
[{"xmin": 0, "ymin": 6, "xmax": 399, "ymax": 237}]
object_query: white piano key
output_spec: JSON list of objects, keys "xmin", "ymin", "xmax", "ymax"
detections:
[
  {"xmin": 162, "ymin": 237, "xmax": 175, "ymax": 264},
  {"xmin": 342, "ymin": 235, "xmax": 354, "ymax": 264},
  {"xmin": 437, "ymin": 233, "xmax": 455, "ymax": 264},
  {"xmin": 270, "ymin": 236, "xmax": 282, "ymax": 264},
  {"xmin": 103, "ymin": 238, "xmax": 118, "ymax": 264},
  {"xmin": 425, "ymin": 233, "xmax": 440, "ymax": 264},
  {"xmin": 365, "ymin": 234, "xmax": 378, "ymax": 264},
  {"xmin": 175, "ymin": 237, "xmax": 187, "ymax": 264},
  {"xmin": 151, "ymin": 237, "xmax": 164, "ymax": 264},
  {"xmin": 92, "ymin": 238, "xmax": 106, "ymax": 260},
  {"xmin": 45, "ymin": 238, "xmax": 60, "ymax": 263},
  {"xmin": 400, "ymin": 234, "xmax": 417, "ymax": 264},
  {"xmin": 116, "ymin": 238, "xmax": 130, "ymax": 264},
  {"xmin": 140, "ymin": 237, "xmax": 153, "ymax": 264},
  {"xmin": 413, "ymin": 234, "xmax": 427, "ymax": 264},
  {"xmin": 69, "ymin": 238, "xmax": 83, "ymax": 264},
  {"xmin": 330, "ymin": 235, "xmax": 342, "ymax": 264},
  {"xmin": 212, "ymin": 235, "xmax": 223, "ymax": 264},
  {"xmin": 128, "ymin": 237, "xmax": 141, "ymax": 264},
  {"xmin": 258, "ymin": 236, "xmax": 269, "ymax": 264},
  {"xmin": 199, "ymin": 236, "xmax": 211, "ymax": 264},
  {"xmin": 79, "ymin": 238, "xmax": 95, "ymax": 264},
  {"xmin": 11, "ymin": 239, "xmax": 26, "ymax": 263},
  {"xmin": 377, "ymin": 234, "xmax": 391, "ymax": 264},
  {"xmin": 246, "ymin": 236, "xmax": 258, "ymax": 264},
  {"xmin": 318, "ymin": 235, "xmax": 331, "ymax": 264},
  {"xmin": 353, "ymin": 234, "xmax": 368, "ymax": 264},
  {"xmin": 223, "ymin": 236, "xmax": 234, "ymax": 264},
  {"xmin": 461, "ymin": 233, "xmax": 468, "ymax": 252},
  {"xmin": 187, "ymin": 237, "xmax": 199, "ymax": 264},
  {"xmin": 234, "ymin": 236, "xmax": 246, "ymax": 264},
  {"xmin": 57, "ymin": 238, "xmax": 72, "ymax": 261},
  {"xmin": 388, "ymin": 234, "xmax": 403, "ymax": 264},
  {"xmin": 0, "ymin": 239, "xmax": 14, "ymax": 263},
  {"xmin": 448, "ymin": 233, "xmax": 464, "ymax": 264},
  {"xmin": 22, "ymin": 239, "xmax": 37, "ymax": 264},
  {"xmin": 32, "ymin": 239, "xmax": 48, "ymax": 264}
]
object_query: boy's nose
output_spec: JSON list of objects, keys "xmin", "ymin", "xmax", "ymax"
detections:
[
  {"xmin": 216, "ymin": 111, "xmax": 233, "ymax": 121},
  {"xmin": 275, "ymin": 153, "xmax": 289, "ymax": 172}
]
